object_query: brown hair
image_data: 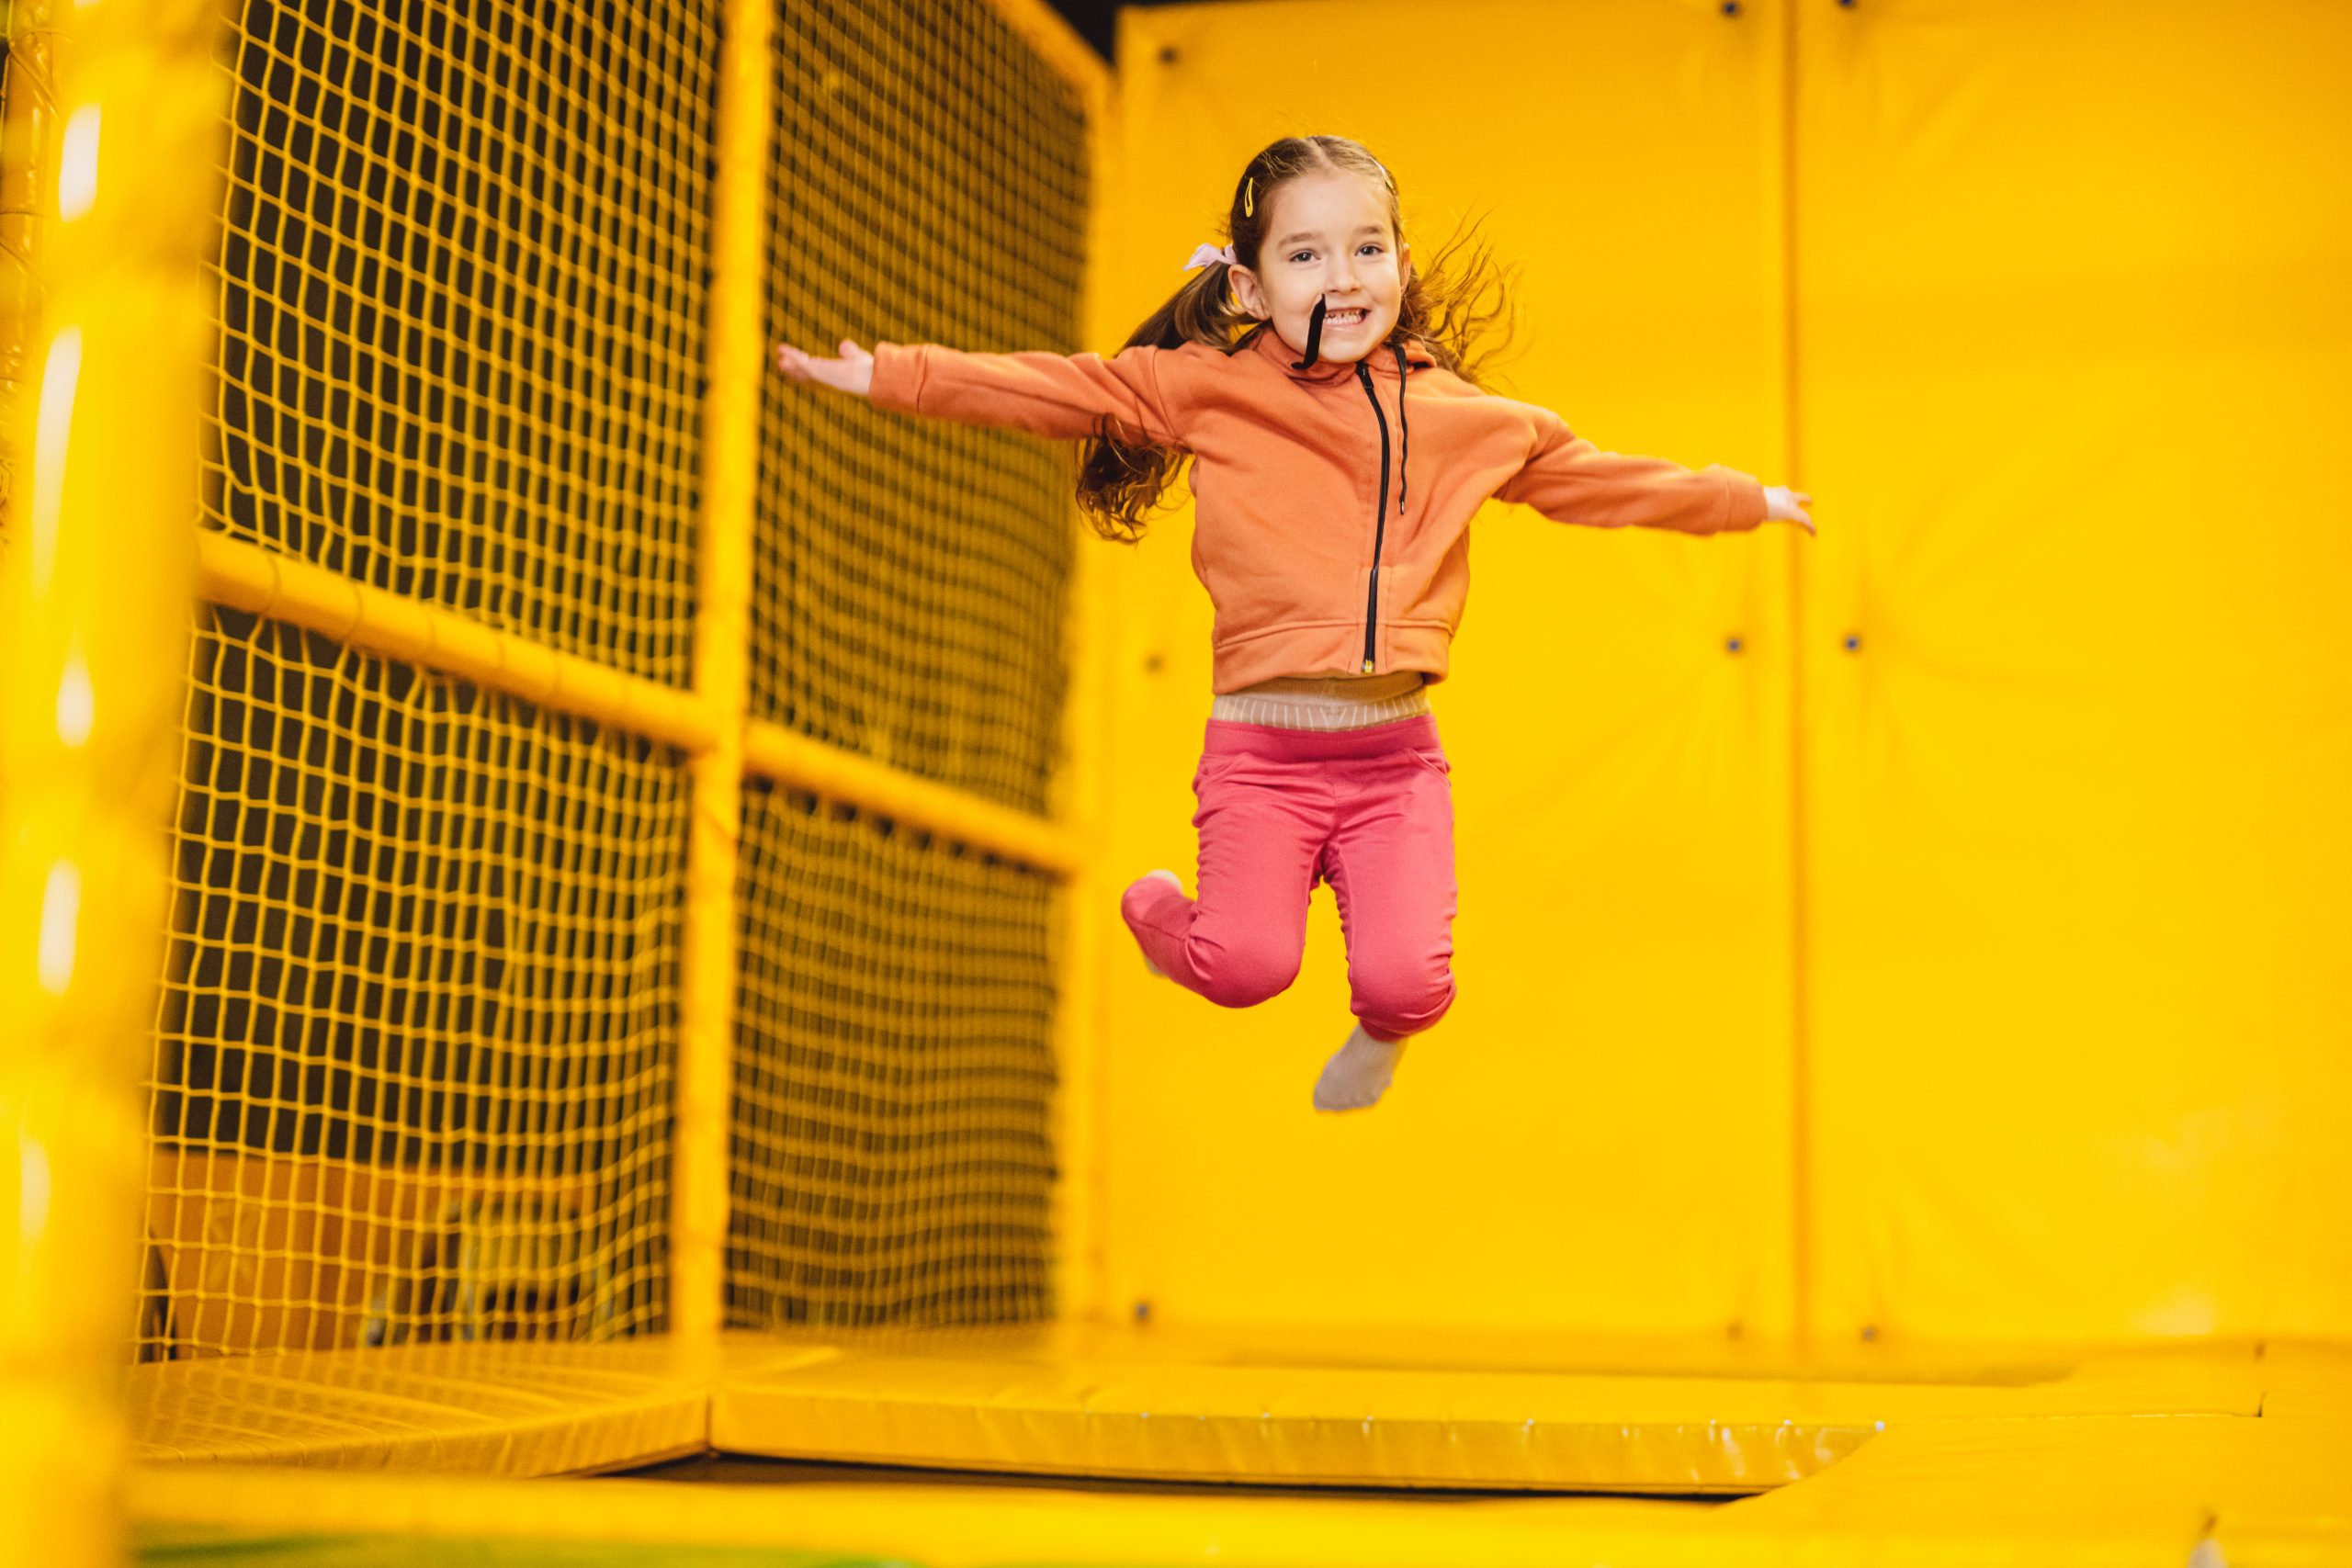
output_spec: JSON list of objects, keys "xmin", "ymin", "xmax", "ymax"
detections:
[{"xmin": 1075, "ymin": 135, "xmax": 1521, "ymax": 544}]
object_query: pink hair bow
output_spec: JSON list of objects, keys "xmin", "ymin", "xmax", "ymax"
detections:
[{"xmin": 1184, "ymin": 243, "xmax": 1237, "ymax": 270}]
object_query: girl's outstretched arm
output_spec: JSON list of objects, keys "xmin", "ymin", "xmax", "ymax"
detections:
[
  {"xmin": 1497, "ymin": 407, "xmax": 1814, "ymax": 536},
  {"xmin": 774, "ymin": 336, "xmax": 1185, "ymax": 446}
]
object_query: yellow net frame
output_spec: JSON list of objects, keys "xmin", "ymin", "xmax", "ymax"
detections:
[
  {"xmin": 148, "ymin": 0, "xmax": 729, "ymax": 1372},
  {"xmin": 729, "ymin": 786, "xmax": 1061, "ymax": 1327},
  {"xmin": 0, "ymin": 0, "xmax": 1112, "ymax": 1529},
  {"xmin": 146, "ymin": 604, "xmax": 687, "ymax": 1356},
  {"xmin": 729, "ymin": 0, "xmax": 1097, "ymax": 1332},
  {"xmin": 200, "ymin": 0, "xmax": 717, "ymax": 689}
]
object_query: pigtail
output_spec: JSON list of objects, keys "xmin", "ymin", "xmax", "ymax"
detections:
[
  {"xmin": 1073, "ymin": 258, "xmax": 1257, "ymax": 543},
  {"xmin": 1391, "ymin": 212, "xmax": 1521, "ymax": 391}
]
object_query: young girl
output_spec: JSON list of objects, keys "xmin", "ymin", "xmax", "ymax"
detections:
[{"xmin": 775, "ymin": 135, "xmax": 1813, "ymax": 1116}]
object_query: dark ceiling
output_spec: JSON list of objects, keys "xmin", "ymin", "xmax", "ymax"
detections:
[
  {"xmin": 1042, "ymin": 0, "xmax": 1242, "ymax": 65},
  {"xmin": 1042, "ymin": 1, "xmax": 1117, "ymax": 63}
]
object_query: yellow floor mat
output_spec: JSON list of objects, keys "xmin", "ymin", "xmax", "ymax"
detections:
[
  {"xmin": 124, "ymin": 1325, "xmax": 2351, "ymax": 1562},
  {"xmin": 711, "ymin": 1322, "xmax": 2267, "ymax": 1491}
]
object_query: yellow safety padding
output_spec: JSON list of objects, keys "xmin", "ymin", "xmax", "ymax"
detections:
[
  {"xmin": 1098, "ymin": 0, "xmax": 1795, "ymax": 1345},
  {"xmin": 1100, "ymin": 0, "xmax": 2352, "ymax": 1353},
  {"xmin": 707, "ymin": 1324, "xmax": 2264, "ymax": 1493},
  {"xmin": 1795, "ymin": 0, "xmax": 2352, "ymax": 1340}
]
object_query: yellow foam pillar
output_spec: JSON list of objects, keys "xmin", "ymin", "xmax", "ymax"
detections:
[
  {"xmin": 1041, "ymin": 6, "xmax": 1121, "ymax": 1325},
  {"xmin": 0, "ymin": 0, "xmax": 214, "ymax": 1560},
  {"xmin": 672, "ymin": 0, "xmax": 774, "ymax": 1376}
]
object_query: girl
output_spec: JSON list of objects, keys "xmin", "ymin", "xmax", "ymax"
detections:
[{"xmin": 775, "ymin": 135, "xmax": 1813, "ymax": 1115}]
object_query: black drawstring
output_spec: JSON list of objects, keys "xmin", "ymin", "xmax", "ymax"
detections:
[
  {"xmin": 1392, "ymin": 341, "xmax": 1409, "ymax": 517},
  {"xmin": 1290, "ymin": 297, "xmax": 1327, "ymax": 369},
  {"xmin": 1289, "ymin": 310, "xmax": 1405, "ymax": 515}
]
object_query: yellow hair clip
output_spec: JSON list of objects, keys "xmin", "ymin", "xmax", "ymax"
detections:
[{"xmin": 1244, "ymin": 176, "xmax": 1255, "ymax": 219}]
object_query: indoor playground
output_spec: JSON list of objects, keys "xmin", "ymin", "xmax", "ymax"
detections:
[{"xmin": 4, "ymin": 0, "xmax": 2349, "ymax": 1563}]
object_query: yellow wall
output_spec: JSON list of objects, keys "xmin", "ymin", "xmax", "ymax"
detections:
[
  {"xmin": 1100, "ymin": 0, "xmax": 1797, "ymax": 1337},
  {"xmin": 1795, "ymin": 0, "xmax": 2352, "ymax": 1340},
  {"xmin": 1096, "ymin": 0, "xmax": 2352, "ymax": 1342}
]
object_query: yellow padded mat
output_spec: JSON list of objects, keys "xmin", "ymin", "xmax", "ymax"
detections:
[
  {"xmin": 123, "ymin": 1328, "xmax": 2352, "ymax": 1561},
  {"xmin": 128, "ymin": 1325, "xmax": 2300, "ymax": 1495},
  {"xmin": 708, "ymin": 1323, "xmax": 2267, "ymax": 1492}
]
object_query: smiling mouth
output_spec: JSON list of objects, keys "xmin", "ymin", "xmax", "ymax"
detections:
[{"xmin": 1324, "ymin": 308, "xmax": 1367, "ymax": 327}]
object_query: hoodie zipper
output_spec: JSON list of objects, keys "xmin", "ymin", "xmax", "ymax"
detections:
[{"xmin": 1354, "ymin": 361, "xmax": 1391, "ymax": 674}]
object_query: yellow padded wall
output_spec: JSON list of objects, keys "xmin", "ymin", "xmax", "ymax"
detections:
[
  {"xmin": 1100, "ymin": 0, "xmax": 1795, "ymax": 1334},
  {"xmin": 1796, "ymin": 1, "xmax": 2352, "ymax": 1339}
]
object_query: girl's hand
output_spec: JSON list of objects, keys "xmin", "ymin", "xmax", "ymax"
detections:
[
  {"xmin": 775, "ymin": 338, "xmax": 875, "ymax": 398},
  {"xmin": 1763, "ymin": 486, "xmax": 1815, "ymax": 536}
]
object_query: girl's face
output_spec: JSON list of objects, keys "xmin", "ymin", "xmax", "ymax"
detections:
[{"xmin": 1231, "ymin": 171, "xmax": 1411, "ymax": 365}]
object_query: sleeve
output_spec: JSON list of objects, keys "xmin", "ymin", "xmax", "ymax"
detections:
[
  {"xmin": 1492, "ymin": 407, "xmax": 1767, "ymax": 535},
  {"xmin": 865, "ymin": 341, "xmax": 1185, "ymax": 446}
]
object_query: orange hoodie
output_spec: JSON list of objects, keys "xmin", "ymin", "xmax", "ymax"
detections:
[{"xmin": 866, "ymin": 323, "xmax": 1767, "ymax": 695}]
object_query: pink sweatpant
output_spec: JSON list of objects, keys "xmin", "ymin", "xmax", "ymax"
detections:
[{"xmin": 1120, "ymin": 714, "xmax": 1457, "ymax": 1042}]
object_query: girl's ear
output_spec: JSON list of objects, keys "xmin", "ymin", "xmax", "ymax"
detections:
[{"xmin": 1228, "ymin": 265, "xmax": 1268, "ymax": 320}]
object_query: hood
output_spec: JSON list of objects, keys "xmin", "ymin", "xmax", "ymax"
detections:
[{"xmin": 1245, "ymin": 320, "xmax": 1439, "ymax": 385}]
